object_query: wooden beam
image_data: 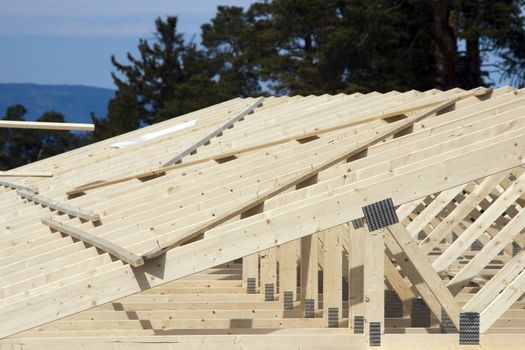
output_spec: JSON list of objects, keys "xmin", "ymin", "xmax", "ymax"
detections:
[
  {"xmin": 384, "ymin": 255, "xmax": 416, "ymax": 316},
  {"xmin": 405, "ymin": 185, "xmax": 464, "ymax": 238},
  {"xmin": 349, "ymin": 224, "xmax": 365, "ymax": 327},
  {"xmin": 386, "ymin": 224, "xmax": 462, "ymax": 329},
  {"xmin": 0, "ymin": 179, "xmax": 38, "ymax": 193},
  {"xmin": 1, "ymin": 121, "xmax": 523, "ymax": 338},
  {"xmin": 480, "ymin": 265, "xmax": 525, "ymax": 333},
  {"xmin": 66, "ymin": 97, "xmax": 461, "ymax": 197},
  {"xmin": 163, "ymin": 97, "xmax": 265, "ymax": 167},
  {"xmin": 142, "ymin": 100, "xmax": 459, "ymax": 260},
  {"xmin": 418, "ymin": 173, "xmax": 507, "ymax": 254},
  {"xmin": 0, "ymin": 172, "xmax": 52, "ymax": 178},
  {"xmin": 463, "ymin": 249, "xmax": 525, "ymax": 313},
  {"xmin": 323, "ymin": 225, "xmax": 344, "ymax": 325},
  {"xmin": 384, "ymin": 226, "xmax": 443, "ymax": 321},
  {"xmin": 278, "ymin": 240, "xmax": 298, "ymax": 304},
  {"xmin": 260, "ymin": 247, "xmax": 277, "ymax": 299},
  {"xmin": 300, "ymin": 233, "xmax": 318, "ymax": 313},
  {"xmin": 18, "ymin": 189, "xmax": 100, "ymax": 221},
  {"xmin": 363, "ymin": 227, "xmax": 385, "ymax": 335},
  {"xmin": 447, "ymin": 205, "xmax": 525, "ymax": 295},
  {"xmin": 432, "ymin": 172, "xmax": 525, "ymax": 273},
  {"xmin": 240, "ymin": 204, "xmax": 264, "ymax": 289},
  {"xmin": 0, "ymin": 120, "xmax": 94, "ymax": 131},
  {"xmin": 41, "ymin": 217, "xmax": 144, "ymax": 267}
]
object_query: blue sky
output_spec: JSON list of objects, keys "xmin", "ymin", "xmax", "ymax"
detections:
[{"xmin": 0, "ymin": 0, "xmax": 257, "ymax": 89}]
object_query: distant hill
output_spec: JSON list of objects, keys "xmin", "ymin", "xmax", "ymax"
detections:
[{"xmin": 0, "ymin": 83, "xmax": 114, "ymax": 123}]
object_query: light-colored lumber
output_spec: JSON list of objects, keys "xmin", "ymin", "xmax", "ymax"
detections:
[
  {"xmin": 66, "ymin": 96, "xmax": 459, "ymax": 197},
  {"xmin": 0, "ymin": 179, "xmax": 38, "ymax": 193},
  {"xmin": 432, "ymin": 172, "xmax": 525, "ymax": 273},
  {"xmin": 260, "ymin": 248, "xmax": 277, "ymax": 296},
  {"xmin": 480, "ymin": 265, "xmax": 525, "ymax": 333},
  {"xmin": 0, "ymin": 172, "xmax": 52, "ymax": 177},
  {"xmin": 300, "ymin": 234, "xmax": 318, "ymax": 309},
  {"xmin": 405, "ymin": 185, "xmax": 464, "ymax": 238},
  {"xmin": 3, "ymin": 88, "xmax": 525, "ymax": 344},
  {"xmin": 0, "ymin": 120, "xmax": 94, "ymax": 131},
  {"xmin": 386, "ymin": 224, "xmax": 462, "ymax": 329},
  {"xmin": 17, "ymin": 189, "xmax": 100, "ymax": 221},
  {"xmin": 141, "ymin": 100, "xmax": 460, "ymax": 259},
  {"xmin": 463, "ymin": 248, "xmax": 525, "ymax": 313},
  {"xmin": 41, "ymin": 217, "xmax": 144, "ymax": 267},
  {"xmin": 384, "ymin": 255, "xmax": 416, "ymax": 316},
  {"xmin": 278, "ymin": 240, "xmax": 298, "ymax": 303},
  {"xmin": 163, "ymin": 97, "xmax": 265, "ymax": 167},
  {"xmin": 447, "ymin": 205, "xmax": 525, "ymax": 295},
  {"xmin": 363, "ymin": 227, "xmax": 385, "ymax": 335},
  {"xmin": 323, "ymin": 225, "xmax": 344, "ymax": 325},
  {"xmin": 419, "ymin": 173, "xmax": 508, "ymax": 254}
]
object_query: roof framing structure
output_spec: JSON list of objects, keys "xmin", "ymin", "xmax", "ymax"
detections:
[{"xmin": 1, "ymin": 87, "xmax": 525, "ymax": 348}]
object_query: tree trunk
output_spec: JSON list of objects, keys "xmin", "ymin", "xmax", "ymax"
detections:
[{"xmin": 426, "ymin": 0, "xmax": 459, "ymax": 89}]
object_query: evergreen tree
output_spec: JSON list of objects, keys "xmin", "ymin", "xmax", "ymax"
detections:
[
  {"xmin": 0, "ymin": 106, "xmax": 88, "ymax": 170},
  {"xmin": 96, "ymin": 15, "xmax": 245, "ymax": 142},
  {"xmin": 201, "ymin": 6, "xmax": 261, "ymax": 97}
]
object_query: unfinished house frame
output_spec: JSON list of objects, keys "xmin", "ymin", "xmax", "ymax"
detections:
[{"xmin": 1, "ymin": 86, "xmax": 525, "ymax": 349}]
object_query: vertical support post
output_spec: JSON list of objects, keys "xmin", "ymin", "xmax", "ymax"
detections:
[
  {"xmin": 241, "ymin": 204, "xmax": 263, "ymax": 292},
  {"xmin": 301, "ymin": 233, "xmax": 318, "ymax": 317},
  {"xmin": 243, "ymin": 254, "xmax": 258, "ymax": 293},
  {"xmin": 364, "ymin": 227, "xmax": 385, "ymax": 340},
  {"xmin": 323, "ymin": 225, "xmax": 344, "ymax": 327},
  {"xmin": 260, "ymin": 248, "xmax": 277, "ymax": 301},
  {"xmin": 360, "ymin": 198, "xmax": 399, "ymax": 345},
  {"xmin": 349, "ymin": 220, "xmax": 365, "ymax": 332},
  {"xmin": 279, "ymin": 240, "xmax": 298, "ymax": 309}
]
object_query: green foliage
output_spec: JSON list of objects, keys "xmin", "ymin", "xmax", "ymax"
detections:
[
  {"xmin": 0, "ymin": 105, "xmax": 89, "ymax": 170},
  {"xmin": 87, "ymin": 1, "xmax": 525, "ymax": 141}
]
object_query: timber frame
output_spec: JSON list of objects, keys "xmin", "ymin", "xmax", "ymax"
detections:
[{"xmin": 2, "ymin": 87, "xmax": 525, "ymax": 349}]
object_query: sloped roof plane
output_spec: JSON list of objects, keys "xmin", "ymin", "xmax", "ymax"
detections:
[{"xmin": 1, "ymin": 87, "xmax": 525, "ymax": 348}]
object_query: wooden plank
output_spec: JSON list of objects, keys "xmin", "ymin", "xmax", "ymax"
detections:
[
  {"xmin": 384, "ymin": 255, "xmax": 415, "ymax": 316},
  {"xmin": 18, "ymin": 189, "xmax": 100, "ymax": 221},
  {"xmin": 300, "ymin": 233, "xmax": 318, "ymax": 309},
  {"xmin": 463, "ymin": 249, "xmax": 525, "ymax": 313},
  {"xmin": 348, "ymin": 224, "xmax": 365, "ymax": 328},
  {"xmin": 259, "ymin": 248, "xmax": 277, "ymax": 296},
  {"xmin": 432, "ymin": 172, "xmax": 525, "ymax": 273},
  {"xmin": 447, "ymin": 205, "xmax": 525, "ymax": 295},
  {"xmin": 163, "ymin": 97, "xmax": 265, "ymax": 167},
  {"xmin": 67, "ymin": 97, "xmax": 461, "ymax": 197},
  {"xmin": 240, "ymin": 204, "xmax": 264, "ymax": 289},
  {"xmin": 386, "ymin": 224, "xmax": 462, "ymax": 329},
  {"xmin": 0, "ymin": 172, "xmax": 52, "ymax": 178},
  {"xmin": 480, "ymin": 266, "xmax": 525, "ymax": 333},
  {"xmin": 278, "ymin": 240, "xmax": 298, "ymax": 303},
  {"xmin": 0, "ymin": 179, "xmax": 38, "ymax": 193},
  {"xmin": 323, "ymin": 225, "xmax": 344, "ymax": 324},
  {"xmin": 1, "ymin": 120, "xmax": 524, "ymax": 338},
  {"xmin": 383, "ymin": 226, "xmax": 443, "ymax": 321},
  {"xmin": 418, "ymin": 173, "xmax": 508, "ymax": 254},
  {"xmin": 242, "ymin": 254, "xmax": 258, "ymax": 289},
  {"xmin": 141, "ymin": 127, "xmax": 525, "ymax": 258},
  {"xmin": 363, "ymin": 227, "xmax": 385, "ymax": 335},
  {"xmin": 405, "ymin": 185, "xmax": 464, "ymax": 238},
  {"xmin": 142, "ymin": 100, "xmax": 459, "ymax": 260},
  {"xmin": 0, "ymin": 120, "xmax": 94, "ymax": 131},
  {"xmin": 41, "ymin": 217, "xmax": 144, "ymax": 267}
]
